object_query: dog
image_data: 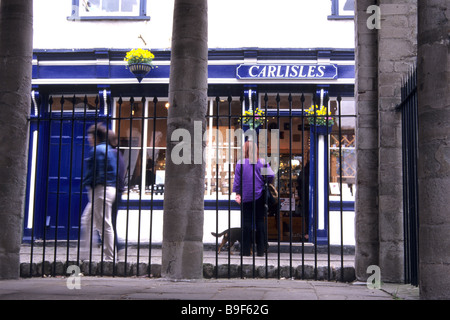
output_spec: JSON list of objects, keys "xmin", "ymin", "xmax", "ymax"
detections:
[{"xmin": 211, "ymin": 228, "xmax": 242, "ymax": 254}]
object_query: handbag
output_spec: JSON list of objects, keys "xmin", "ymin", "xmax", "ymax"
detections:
[{"xmin": 265, "ymin": 182, "xmax": 279, "ymax": 213}]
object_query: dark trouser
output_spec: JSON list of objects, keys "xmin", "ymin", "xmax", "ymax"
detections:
[{"xmin": 242, "ymin": 195, "xmax": 266, "ymax": 256}]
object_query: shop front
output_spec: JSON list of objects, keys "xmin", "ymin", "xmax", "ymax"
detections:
[{"xmin": 25, "ymin": 48, "xmax": 355, "ymax": 249}]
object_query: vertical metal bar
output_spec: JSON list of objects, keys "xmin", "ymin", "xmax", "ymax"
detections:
[
  {"xmin": 412, "ymin": 67, "xmax": 419, "ymax": 286},
  {"xmin": 148, "ymin": 96, "xmax": 158, "ymax": 276},
  {"xmin": 41, "ymin": 96, "xmax": 54, "ymax": 276},
  {"xmin": 87, "ymin": 97, "xmax": 99, "ymax": 275},
  {"xmin": 288, "ymin": 93, "xmax": 293, "ymax": 278},
  {"xmin": 51, "ymin": 96, "xmax": 65, "ymax": 276},
  {"xmin": 337, "ymin": 95, "xmax": 344, "ymax": 282},
  {"xmin": 227, "ymin": 95, "xmax": 233, "ymax": 277},
  {"xmin": 239, "ymin": 94, "xmax": 244, "ymax": 278},
  {"xmin": 324, "ymin": 92, "xmax": 331, "ymax": 281},
  {"xmin": 65, "ymin": 95, "xmax": 76, "ymax": 267},
  {"xmin": 136, "ymin": 96, "xmax": 146, "ymax": 276},
  {"xmin": 100, "ymin": 95, "xmax": 109, "ymax": 276},
  {"xmin": 29, "ymin": 93, "xmax": 42, "ymax": 277},
  {"xmin": 300, "ymin": 93, "xmax": 306, "ymax": 280},
  {"xmin": 77, "ymin": 96, "xmax": 88, "ymax": 265},
  {"xmin": 263, "ymin": 92, "xmax": 269, "ymax": 278},
  {"xmin": 123, "ymin": 96, "xmax": 135, "ymax": 276},
  {"xmin": 407, "ymin": 69, "xmax": 414, "ymax": 284},
  {"xmin": 93, "ymin": 96, "xmax": 108, "ymax": 276},
  {"xmin": 215, "ymin": 96, "xmax": 220, "ymax": 277},
  {"xmin": 251, "ymin": 90, "xmax": 256, "ymax": 277},
  {"xmin": 114, "ymin": 96, "xmax": 124, "ymax": 277},
  {"xmin": 109, "ymin": 95, "xmax": 117, "ymax": 275},
  {"xmin": 99, "ymin": 96, "xmax": 109, "ymax": 276},
  {"xmin": 275, "ymin": 93, "xmax": 281, "ymax": 278},
  {"xmin": 402, "ymin": 74, "xmax": 410, "ymax": 284},
  {"xmin": 111, "ymin": 94, "xmax": 119, "ymax": 276},
  {"xmin": 399, "ymin": 65, "xmax": 419, "ymax": 286},
  {"xmin": 312, "ymin": 92, "xmax": 318, "ymax": 280}
]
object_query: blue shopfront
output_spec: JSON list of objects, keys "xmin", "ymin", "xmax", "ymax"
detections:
[{"xmin": 25, "ymin": 48, "xmax": 355, "ymax": 246}]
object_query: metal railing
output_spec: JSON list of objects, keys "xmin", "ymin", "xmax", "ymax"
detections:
[
  {"xmin": 397, "ymin": 66, "xmax": 419, "ymax": 286},
  {"xmin": 22, "ymin": 91, "xmax": 356, "ymax": 281}
]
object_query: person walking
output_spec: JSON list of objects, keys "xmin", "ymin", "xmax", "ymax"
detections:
[
  {"xmin": 80, "ymin": 124, "xmax": 117, "ymax": 261},
  {"xmin": 233, "ymin": 141, "xmax": 274, "ymax": 256}
]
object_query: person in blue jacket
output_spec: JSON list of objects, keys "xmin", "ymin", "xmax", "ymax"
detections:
[{"xmin": 80, "ymin": 124, "xmax": 117, "ymax": 261}]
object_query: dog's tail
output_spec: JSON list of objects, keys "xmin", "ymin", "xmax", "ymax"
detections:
[{"xmin": 211, "ymin": 230, "xmax": 227, "ymax": 237}]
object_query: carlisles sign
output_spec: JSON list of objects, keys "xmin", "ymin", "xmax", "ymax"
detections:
[{"xmin": 236, "ymin": 64, "xmax": 338, "ymax": 80}]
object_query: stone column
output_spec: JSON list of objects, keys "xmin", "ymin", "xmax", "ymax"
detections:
[
  {"xmin": 162, "ymin": 0, "xmax": 208, "ymax": 280},
  {"xmin": 0, "ymin": 0, "xmax": 33, "ymax": 279},
  {"xmin": 417, "ymin": 0, "xmax": 450, "ymax": 300},
  {"xmin": 354, "ymin": 0, "xmax": 380, "ymax": 281},
  {"xmin": 377, "ymin": 0, "xmax": 417, "ymax": 283}
]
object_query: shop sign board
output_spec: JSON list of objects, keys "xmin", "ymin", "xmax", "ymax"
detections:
[{"xmin": 236, "ymin": 64, "xmax": 338, "ymax": 80}]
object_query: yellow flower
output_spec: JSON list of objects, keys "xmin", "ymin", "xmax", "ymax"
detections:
[{"xmin": 124, "ymin": 48, "xmax": 155, "ymax": 65}]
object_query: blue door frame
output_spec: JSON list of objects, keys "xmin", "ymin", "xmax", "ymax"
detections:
[{"xmin": 24, "ymin": 94, "xmax": 109, "ymax": 241}]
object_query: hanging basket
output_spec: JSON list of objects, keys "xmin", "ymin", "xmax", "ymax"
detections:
[{"xmin": 128, "ymin": 63, "xmax": 153, "ymax": 83}]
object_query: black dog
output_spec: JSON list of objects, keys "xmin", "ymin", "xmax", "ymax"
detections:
[{"xmin": 211, "ymin": 228, "xmax": 242, "ymax": 254}]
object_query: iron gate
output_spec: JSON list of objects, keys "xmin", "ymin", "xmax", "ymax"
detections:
[
  {"xmin": 22, "ymin": 90, "xmax": 356, "ymax": 281},
  {"xmin": 397, "ymin": 67, "xmax": 419, "ymax": 286}
]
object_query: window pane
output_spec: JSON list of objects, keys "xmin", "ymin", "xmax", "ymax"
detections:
[
  {"xmin": 340, "ymin": 0, "xmax": 354, "ymax": 15},
  {"xmin": 204, "ymin": 97, "xmax": 242, "ymax": 199},
  {"xmin": 83, "ymin": 0, "xmax": 100, "ymax": 13},
  {"xmin": 121, "ymin": 0, "xmax": 139, "ymax": 13},
  {"xmin": 146, "ymin": 118, "xmax": 167, "ymax": 189},
  {"xmin": 102, "ymin": 0, "xmax": 119, "ymax": 12},
  {"xmin": 329, "ymin": 98, "xmax": 356, "ymax": 200},
  {"xmin": 79, "ymin": 0, "xmax": 140, "ymax": 16},
  {"xmin": 115, "ymin": 99, "xmax": 144, "ymax": 197},
  {"xmin": 114, "ymin": 97, "xmax": 167, "ymax": 200}
]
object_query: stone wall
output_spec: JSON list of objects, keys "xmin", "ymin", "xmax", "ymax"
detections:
[
  {"xmin": 417, "ymin": 0, "xmax": 450, "ymax": 300},
  {"xmin": 354, "ymin": 0, "xmax": 417, "ymax": 282},
  {"xmin": 354, "ymin": 0, "xmax": 380, "ymax": 282},
  {"xmin": 377, "ymin": 0, "xmax": 417, "ymax": 283}
]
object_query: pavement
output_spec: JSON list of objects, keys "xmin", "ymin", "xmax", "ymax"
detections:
[
  {"xmin": 0, "ymin": 276, "xmax": 419, "ymax": 301},
  {"xmin": 6, "ymin": 242, "xmax": 420, "ymax": 309}
]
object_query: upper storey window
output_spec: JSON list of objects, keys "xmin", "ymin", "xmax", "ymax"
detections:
[
  {"xmin": 328, "ymin": 0, "xmax": 354, "ymax": 20},
  {"xmin": 69, "ymin": 0, "xmax": 150, "ymax": 20}
]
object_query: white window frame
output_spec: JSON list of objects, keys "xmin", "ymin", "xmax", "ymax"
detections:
[
  {"xmin": 69, "ymin": 0, "xmax": 150, "ymax": 21},
  {"xmin": 328, "ymin": 0, "xmax": 354, "ymax": 20}
]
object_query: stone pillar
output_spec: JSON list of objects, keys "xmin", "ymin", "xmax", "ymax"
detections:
[
  {"xmin": 162, "ymin": 0, "xmax": 208, "ymax": 280},
  {"xmin": 417, "ymin": 0, "xmax": 450, "ymax": 300},
  {"xmin": 377, "ymin": 0, "xmax": 417, "ymax": 283},
  {"xmin": 354, "ymin": 0, "xmax": 380, "ymax": 281},
  {"xmin": 0, "ymin": 0, "xmax": 33, "ymax": 279}
]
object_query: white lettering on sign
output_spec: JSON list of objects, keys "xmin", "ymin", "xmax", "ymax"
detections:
[{"xmin": 236, "ymin": 64, "xmax": 338, "ymax": 80}]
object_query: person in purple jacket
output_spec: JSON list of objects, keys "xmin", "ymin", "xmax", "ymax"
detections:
[{"xmin": 233, "ymin": 141, "xmax": 275, "ymax": 256}]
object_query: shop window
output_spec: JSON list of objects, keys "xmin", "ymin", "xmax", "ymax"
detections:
[
  {"xmin": 113, "ymin": 97, "xmax": 168, "ymax": 200},
  {"xmin": 328, "ymin": 0, "xmax": 354, "ymax": 20},
  {"xmin": 329, "ymin": 98, "xmax": 356, "ymax": 201},
  {"xmin": 69, "ymin": 0, "xmax": 150, "ymax": 20},
  {"xmin": 204, "ymin": 97, "xmax": 243, "ymax": 200}
]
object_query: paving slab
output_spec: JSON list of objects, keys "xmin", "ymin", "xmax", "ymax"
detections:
[{"xmin": 0, "ymin": 277, "xmax": 417, "ymax": 301}]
